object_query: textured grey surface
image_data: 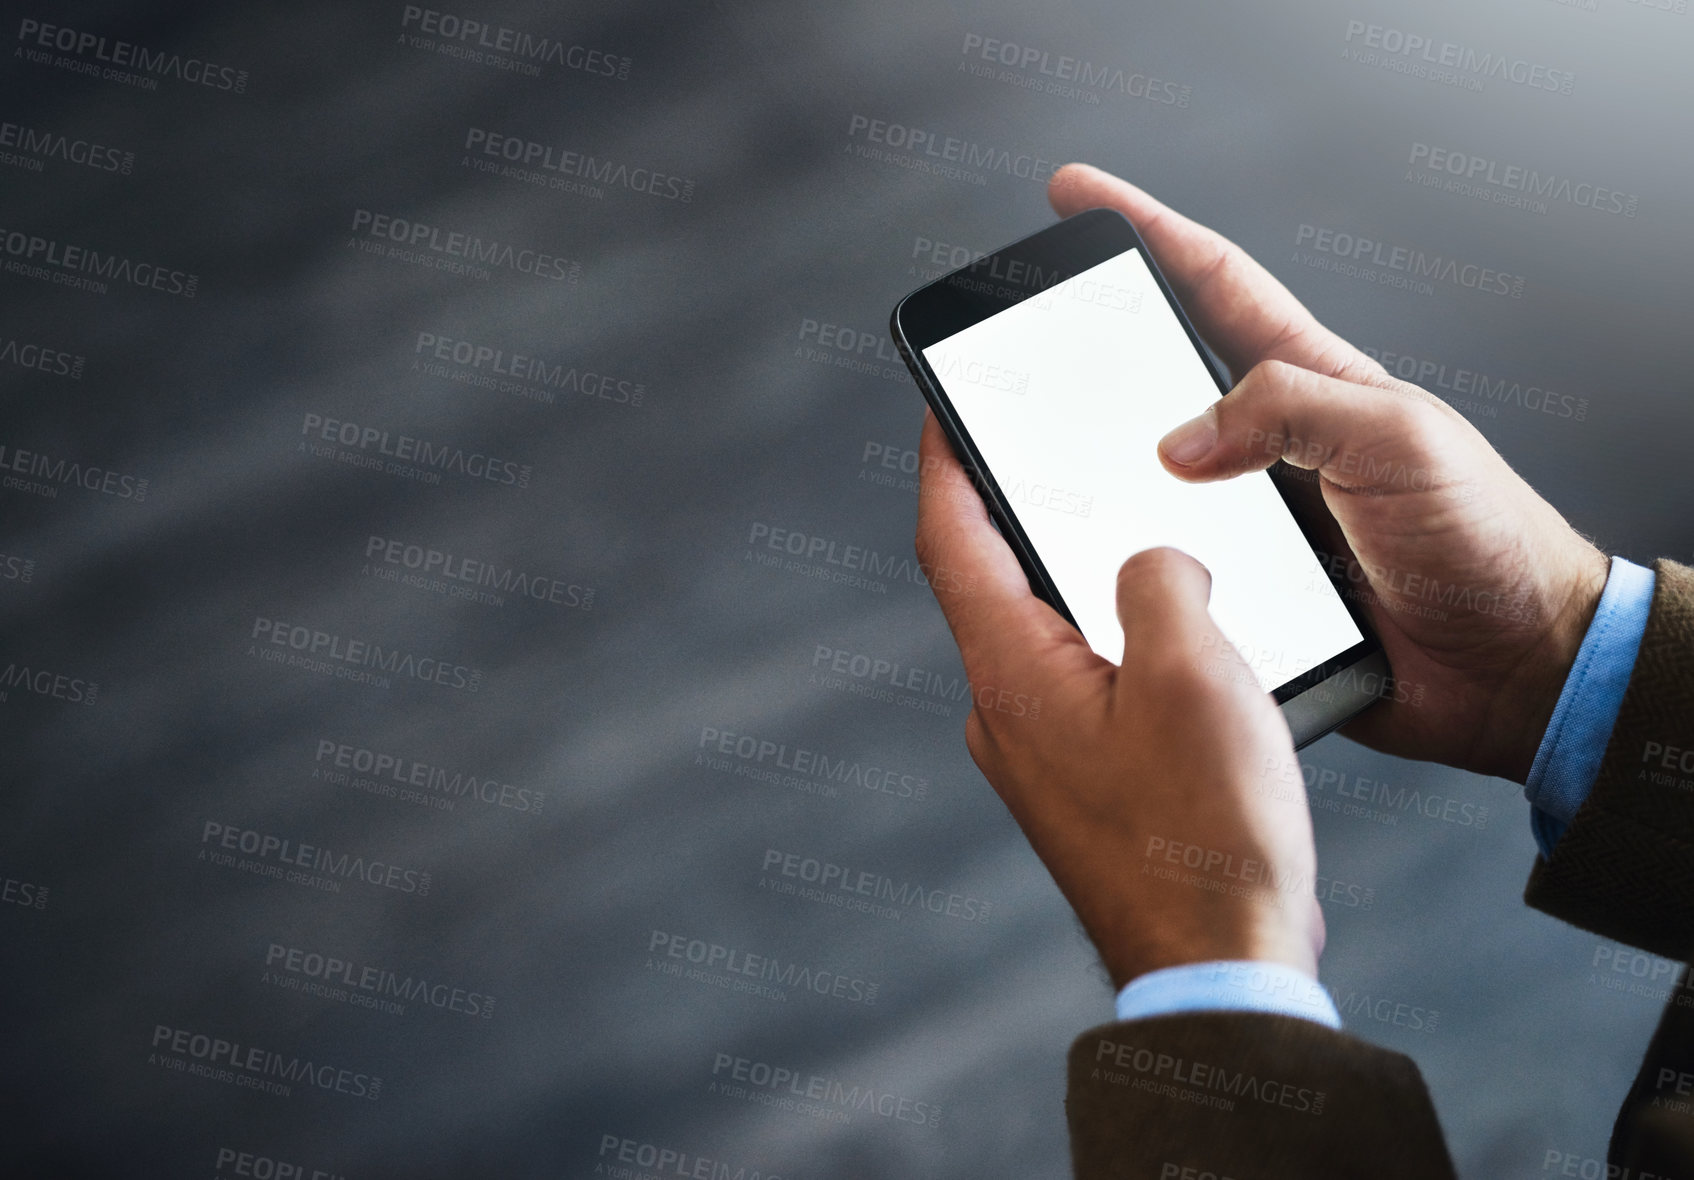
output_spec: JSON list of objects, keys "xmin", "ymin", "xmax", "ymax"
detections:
[{"xmin": 2, "ymin": 1, "xmax": 1692, "ymax": 1176}]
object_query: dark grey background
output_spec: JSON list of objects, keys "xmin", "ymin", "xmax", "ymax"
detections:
[{"xmin": 2, "ymin": 1, "xmax": 1691, "ymax": 1176}]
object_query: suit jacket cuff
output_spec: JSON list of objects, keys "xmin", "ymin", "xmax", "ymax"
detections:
[
  {"xmin": 1525, "ymin": 558, "xmax": 1694, "ymax": 961},
  {"xmin": 1524, "ymin": 555, "xmax": 1655, "ymax": 855},
  {"xmin": 1068, "ymin": 1014, "xmax": 1454, "ymax": 1178}
]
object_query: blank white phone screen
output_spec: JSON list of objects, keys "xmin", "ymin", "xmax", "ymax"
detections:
[{"xmin": 921, "ymin": 247, "xmax": 1362, "ymax": 693}]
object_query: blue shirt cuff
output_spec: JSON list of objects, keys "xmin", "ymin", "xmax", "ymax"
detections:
[
  {"xmin": 1525, "ymin": 556, "xmax": 1656, "ymax": 857},
  {"xmin": 1114, "ymin": 960, "xmax": 1341, "ymax": 1030}
]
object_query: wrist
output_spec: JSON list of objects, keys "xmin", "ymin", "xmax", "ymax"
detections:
[
  {"xmin": 1099, "ymin": 900, "xmax": 1321, "ymax": 990},
  {"xmin": 1498, "ymin": 541, "xmax": 1610, "ymax": 784}
]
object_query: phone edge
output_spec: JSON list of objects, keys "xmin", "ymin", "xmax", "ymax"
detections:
[{"xmin": 890, "ymin": 212, "xmax": 1395, "ymax": 746}]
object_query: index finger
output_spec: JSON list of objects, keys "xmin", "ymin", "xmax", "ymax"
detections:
[{"xmin": 1047, "ymin": 163, "xmax": 1386, "ymax": 387}]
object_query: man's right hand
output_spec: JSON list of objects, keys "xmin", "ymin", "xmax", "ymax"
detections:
[{"xmin": 1050, "ymin": 163, "xmax": 1611, "ymax": 783}]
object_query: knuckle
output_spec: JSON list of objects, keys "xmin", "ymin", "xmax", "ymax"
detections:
[
  {"xmin": 1375, "ymin": 374, "xmax": 1443, "ymax": 416},
  {"xmin": 1353, "ymin": 351, "xmax": 1393, "ymax": 385},
  {"xmin": 1241, "ymin": 357, "xmax": 1302, "ymax": 395},
  {"xmin": 1395, "ymin": 395, "xmax": 1462, "ymax": 458}
]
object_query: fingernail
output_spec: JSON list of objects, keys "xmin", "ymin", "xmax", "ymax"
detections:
[{"xmin": 1160, "ymin": 406, "xmax": 1218, "ymax": 465}]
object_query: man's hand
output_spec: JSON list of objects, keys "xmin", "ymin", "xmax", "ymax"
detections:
[
  {"xmin": 915, "ymin": 414, "xmax": 1324, "ymax": 988},
  {"xmin": 914, "ymin": 162, "xmax": 1612, "ymax": 985},
  {"xmin": 1050, "ymin": 163, "xmax": 1609, "ymax": 783}
]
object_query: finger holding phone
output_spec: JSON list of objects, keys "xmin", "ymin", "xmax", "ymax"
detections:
[
  {"xmin": 1051, "ymin": 163, "xmax": 1609, "ymax": 785},
  {"xmin": 914, "ymin": 408, "xmax": 1326, "ymax": 986},
  {"xmin": 901, "ymin": 161, "xmax": 1608, "ymax": 982}
]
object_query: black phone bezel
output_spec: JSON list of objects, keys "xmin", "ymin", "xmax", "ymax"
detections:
[{"xmin": 889, "ymin": 207, "xmax": 1382, "ymax": 705}]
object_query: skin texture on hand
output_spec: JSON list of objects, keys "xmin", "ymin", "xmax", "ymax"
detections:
[
  {"xmin": 915, "ymin": 413, "xmax": 1325, "ymax": 988},
  {"xmin": 913, "ymin": 161, "xmax": 1609, "ymax": 984}
]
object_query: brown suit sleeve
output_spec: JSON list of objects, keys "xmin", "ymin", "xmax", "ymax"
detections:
[
  {"xmin": 1511, "ymin": 558, "xmax": 1694, "ymax": 1176},
  {"xmin": 1067, "ymin": 560, "xmax": 1694, "ymax": 1177},
  {"xmin": 1065, "ymin": 559, "xmax": 1694, "ymax": 1177},
  {"xmin": 1523, "ymin": 558, "xmax": 1694, "ymax": 962},
  {"xmin": 1067, "ymin": 1014, "xmax": 1454, "ymax": 1179}
]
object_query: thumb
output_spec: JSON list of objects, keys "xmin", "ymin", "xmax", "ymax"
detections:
[
  {"xmin": 1114, "ymin": 547, "xmax": 1216, "ymax": 670},
  {"xmin": 1156, "ymin": 359, "xmax": 1463, "ymax": 497},
  {"xmin": 1114, "ymin": 547, "xmax": 1276, "ymax": 707}
]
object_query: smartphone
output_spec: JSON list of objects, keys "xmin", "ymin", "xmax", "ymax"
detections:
[{"xmin": 890, "ymin": 208, "xmax": 1390, "ymax": 749}]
